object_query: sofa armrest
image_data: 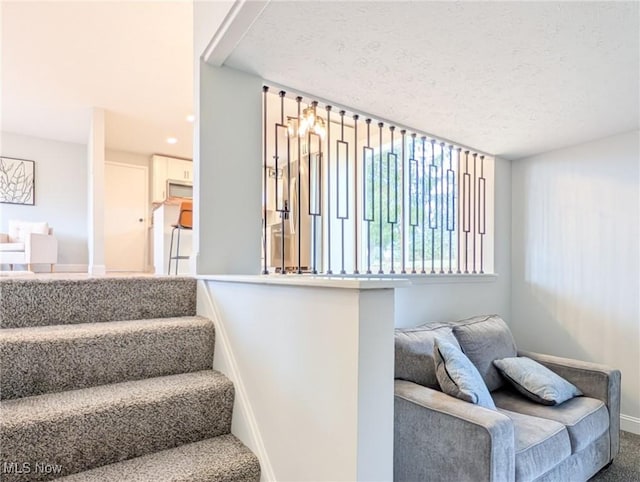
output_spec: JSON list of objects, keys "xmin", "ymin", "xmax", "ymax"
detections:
[
  {"xmin": 0, "ymin": 233, "xmax": 8, "ymax": 243},
  {"xmin": 394, "ymin": 380, "xmax": 515, "ymax": 482},
  {"xmin": 25, "ymin": 233, "xmax": 58, "ymax": 265},
  {"xmin": 519, "ymin": 350, "xmax": 621, "ymax": 457}
]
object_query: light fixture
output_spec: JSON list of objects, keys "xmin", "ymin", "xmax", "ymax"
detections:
[
  {"xmin": 287, "ymin": 102, "xmax": 326, "ymax": 139},
  {"xmin": 166, "ymin": 137, "xmax": 178, "ymax": 144},
  {"xmin": 186, "ymin": 114, "xmax": 194, "ymax": 123}
]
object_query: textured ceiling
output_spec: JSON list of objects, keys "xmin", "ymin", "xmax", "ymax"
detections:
[
  {"xmin": 2, "ymin": 1, "xmax": 193, "ymax": 158},
  {"xmin": 225, "ymin": 1, "xmax": 639, "ymax": 159}
]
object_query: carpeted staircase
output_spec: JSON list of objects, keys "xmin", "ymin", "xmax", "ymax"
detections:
[{"xmin": 0, "ymin": 277, "xmax": 260, "ymax": 482}]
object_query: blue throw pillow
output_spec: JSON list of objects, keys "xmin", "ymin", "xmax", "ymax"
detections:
[
  {"xmin": 493, "ymin": 356, "xmax": 582, "ymax": 406},
  {"xmin": 433, "ymin": 337, "xmax": 496, "ymax": 410}
]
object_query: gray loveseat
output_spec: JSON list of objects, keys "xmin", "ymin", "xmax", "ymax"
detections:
[{"xmin": 394, "ymin": 315, "xmax": 621, "ymax": 482}]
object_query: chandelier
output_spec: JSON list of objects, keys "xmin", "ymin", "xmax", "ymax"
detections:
[{"xmin": 287, "ymin": 102, "xmax": 326, "ymax": 139}]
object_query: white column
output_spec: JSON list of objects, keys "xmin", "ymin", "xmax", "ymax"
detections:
[{"xmin": 87, "ymin": 107, "xmax": 106, "ymax": 275}]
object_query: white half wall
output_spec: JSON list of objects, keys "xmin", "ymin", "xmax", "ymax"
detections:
[
  {"xmin": 199, "ymin": 277, "xmax": 398, "ymax": 482},
  {"xmin": 0, "ymin": 131, "xmax": 88, "ymax": 268},
  {"xmin": 511, "ymin": 130, "xmax": 640, "ymax": 432},
  {"xmin": 395, "ymin": 156, "xmax": 512, "ymax": 327}
]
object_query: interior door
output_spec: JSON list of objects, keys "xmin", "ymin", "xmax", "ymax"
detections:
[{"xmin": 105, "ymin": 162, "xmax": 148, "ymax": 272}]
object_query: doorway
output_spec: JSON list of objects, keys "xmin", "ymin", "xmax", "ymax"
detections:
[{"xmin": 105, "ymin": 162, "xmax": 148, "ymax": 272}]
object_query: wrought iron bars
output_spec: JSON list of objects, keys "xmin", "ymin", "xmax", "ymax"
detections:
[
  {"xmin": 378, "ymin": 122, "xmax": 384, "ymax": 274},
  {"xmin": 262, "ymin": 86, "xmax": 269, "ymax": 274},
  {"xmin": 326, "ymin": 106, "xmax": 333, "ymax": 274},
  {"xmin": 275, "ymin": 91, "xmax": 290, "ymax": 275},
  {"xmin": 429, "ymin": 139, "xmax": 436, "ymax": 274},
  {"xmin": 337, "ymin": 111, "xmax": 349, "ymax": 275},
  {"xmin": 387, "ymin": 127, "xmax": 398, "ymax": 274},
  {"xmin": 262, "ymin": 88, "xmax": 491, "ymax": 276},
  {"xmin": 353, "ymin": 115, "xmax": 360, "ymax": 274},
  {"xmin": 446, "ymin": 145, "xmax": 455, "ymax": 274},
  {"xmin": 307, "ymin": 106, "xmax": 322, "ymax": 274},
  {"xmin": 363, "ymin": 119, "xmax": 374, "ymax": 274},
  {"xmin": 408, "ymin": 134, "xmax": 418, "ymax": 274},
  {"xmin": 478, "ymin": 155, "xmax": 486, "ymax": 274}
]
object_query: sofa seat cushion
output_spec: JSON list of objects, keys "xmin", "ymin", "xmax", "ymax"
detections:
[
  {"xmin": 0, "ymin": 242, "xmax": 25, "ymax": 252},
  {"xmin": 395, "ymin": 322, "xmax": 460, "ymax": 388},
  {"xmin": 493, "ymin": 389, "xmax": 609, "ymax": 453},
  {"xmin": 499, "ymin": 408, "xmax": 570, "ymax": 482}
]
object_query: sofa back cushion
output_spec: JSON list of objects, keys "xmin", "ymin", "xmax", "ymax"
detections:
[
  {"xmin": 8, "ymin": 220, "xmax": 49, "ymax": 242},
  {"xmin": 395, "ymin": 321, "xmax": 460, "ymax": 388},
  {"xmin": 452, "ymin": 315, "xmax": 517, "ymax": 391}
]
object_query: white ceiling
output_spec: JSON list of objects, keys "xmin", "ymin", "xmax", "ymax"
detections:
[
  {"xmin": 225, "ymin": 1, "xmax": 639, "ymax": 160},
  {"xmin": 1, "ymin": 1, "xmax": 193, "ymax": 159}
]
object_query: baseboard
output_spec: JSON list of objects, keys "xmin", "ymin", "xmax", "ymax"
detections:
[
  {"xmin": 621, "ymin": 414, "xmax": 640, "ymax": 435},
  {"xmin": 54, "ymin": 264, "xmax": 88, "ymax": 273},
  {"xmin": 88, "ymin": 264, "xmax": 106, "ymax": 276},
  {"xmin": 197, "ymin": 281, "xmax": 275, "ymax": 482}
]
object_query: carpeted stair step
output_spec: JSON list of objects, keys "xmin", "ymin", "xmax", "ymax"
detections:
[
  {"xmin": 55, "ymin": 434, "xmax": 261, "ymax": 482},
  {"xmin": 0, "ymin": 277, "xmax": 196, "ymax": 328},
  {"xmin": 0, "ymin": 370, "xmax": 234, "ymax": 482},
  {"xmin": 0, "ymin": 316, "xmax": 215, "ymax": 400}
]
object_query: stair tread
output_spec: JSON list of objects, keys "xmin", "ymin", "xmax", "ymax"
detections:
[
  {"xmin": 0, "ymin": 315, "xmax": 212, "ymax": 339},
  {"xmin": 55, "ymin": 434, "xmax": 260, "ymax": 482},
  {"xmin": 0, "ymin": 277, "xmax": 197, "ymax": 328},
  {"xmin": 1, "ymin": 370, "xmax": 231, "ymax": 427}
]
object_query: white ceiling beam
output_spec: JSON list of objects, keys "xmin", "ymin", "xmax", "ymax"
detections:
[{"xmin": 202, "ymin": 0, "xmax": 270, "ymax": 67}]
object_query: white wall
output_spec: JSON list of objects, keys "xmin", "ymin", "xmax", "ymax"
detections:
[
  {"xmin": 511, "ymin": 130, "xmax": 640, "ymax": 431},
  {"xmin": 87, "ymin": 108, "xmax": 106, "ymax": 275},
  {"xmin": 105, "ymin": 149, "xmax": 149, "ymax": 169},
  {"xmin": 192, "ymin": 0, "xmax": 235, "ymax": 274},
  {"xmin": 0, "ymin": 131, "xmax": 88, "ymax": 267},
  {"xmin": 196, "ymin": 63, "xmax": 262, "ymax": 274},
  {"xmin": 395, "ymin": 156, "xmax": 512, "ymax": 327}
]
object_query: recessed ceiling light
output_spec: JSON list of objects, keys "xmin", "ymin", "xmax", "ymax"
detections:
[
  {"xmin": 166, "ymin": 137, "xmax": 178, "ymax": 144},
  {"xmin": 186, "ymin": 114, "xmax": 195, "ymax": 123}
]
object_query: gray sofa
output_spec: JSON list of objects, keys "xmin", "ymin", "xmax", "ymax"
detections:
[{"xmin": 394, "ymin": 315, "xmax": 621, "ymax": 482}]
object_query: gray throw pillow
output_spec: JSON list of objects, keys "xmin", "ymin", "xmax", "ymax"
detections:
[
  {"xmin": 394, "ymin": 322, "xmax": 460, "ymax": 388},
  {"xmin": 493, "ymin": 356, "xmax": 583, "ymax": 405},
  {"xmin": 433, "ymin": 337, "xmax": 496, "ymax": 410},
  {"xmin": 452, "ymin": 315, "xmax": 517, "ymax": 391}
]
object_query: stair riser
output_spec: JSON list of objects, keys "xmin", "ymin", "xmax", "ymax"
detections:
[
  {"xmin": 0, "ymin": 321, "xmax": 215, "ymax": 400},
  {"xmin": 0, "ymin": 384, "xmax": 234, "ymax": 482},
  {"xmin": 0, "ymin": 278, "xmax": 197, "ymax": 328}
]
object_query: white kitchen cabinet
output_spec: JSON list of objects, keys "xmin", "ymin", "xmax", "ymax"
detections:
[
  {"xmin": 152, "ymin": 155, "xmax": 168, "ymax": 203},
  {"xmin": 167, "ymin": 158, "xmax": 192, "ymax": 182},
  {"xmin": 151, "ymin": 155, "xmax": 193, "ymax": 202}
]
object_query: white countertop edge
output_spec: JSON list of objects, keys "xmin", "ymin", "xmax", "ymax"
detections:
[{"xmin": 197, "ymin": 273, "xmax": 497, "ymax": 289}]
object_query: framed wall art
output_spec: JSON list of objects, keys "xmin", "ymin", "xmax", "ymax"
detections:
[{"xmin": 0, "ymin": 157, "xmax": 35, "ymax": 205}]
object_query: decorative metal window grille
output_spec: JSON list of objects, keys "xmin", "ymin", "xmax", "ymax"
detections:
[{"xmin": 262, "ymin": 86, "xmax": 494, "ymax": 276}]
